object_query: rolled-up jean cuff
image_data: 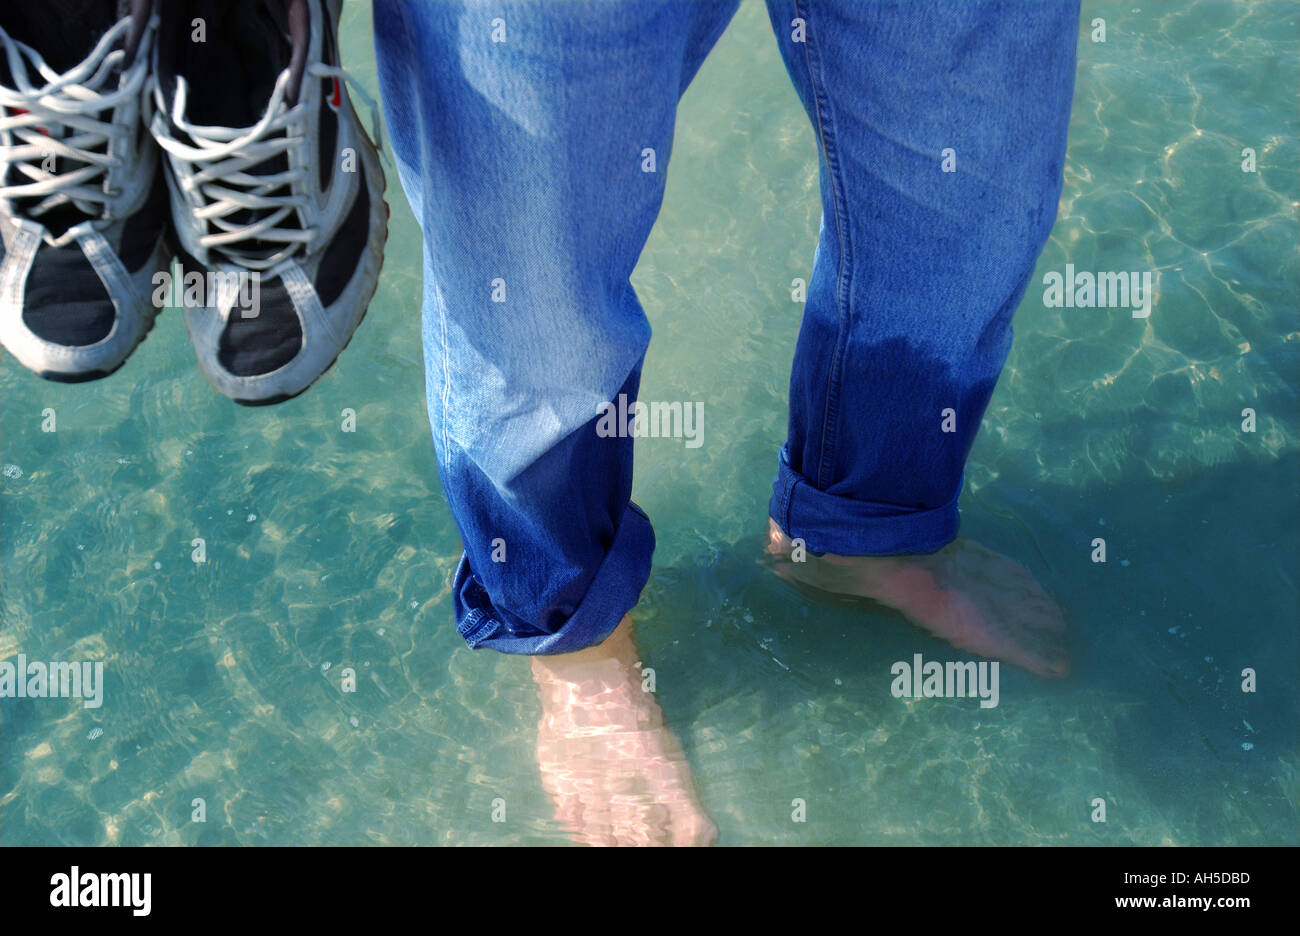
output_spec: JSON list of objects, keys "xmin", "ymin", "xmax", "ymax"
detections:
[
  {"xmin": 768, "ymin": 448, "xmax": 960, "ymax": 557},
  {"xmin": 453, "ymin": 502, "xmax": 655, "ymax": 656}
]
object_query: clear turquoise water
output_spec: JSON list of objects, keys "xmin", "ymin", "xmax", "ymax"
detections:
[{"xmin": 1, "ymin": 0, "xmax": 1297, "ymax": 845}]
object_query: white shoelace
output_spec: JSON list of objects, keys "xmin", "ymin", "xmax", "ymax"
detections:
[
  {"xmin": 0, "ymin": 17, "xmax": 148, "ymax": 242},
  {"xmin": 153, "ymin": 62, "xmax": 385, "ymax": 272}
]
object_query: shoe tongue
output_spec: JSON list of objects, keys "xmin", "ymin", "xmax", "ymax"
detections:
[
  {"xmin": 0, "ymin": 1, "xmax": 128, "ymax": 88},
  {"xmin": 0, "ymin": 2, "xmax": 134, "ymax": 233},
  {"xmin": 151, "ymin": 0, "xmax": 307, "ymax": 267},
  {"xmin": 0, "ymin": 1, "xmax": 124, "ymax": 73},
  {"xmin": 167, "ymin": 94, "xmax": 300, "ymax": 268},
  {"xmin": 158, "ymin": 0, "xmax": 296, "ymax": 128}
]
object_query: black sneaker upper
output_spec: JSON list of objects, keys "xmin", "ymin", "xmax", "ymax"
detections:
[
  {"xmin": 154, "ymin": 0, "xmax": 377, "ymax": 379},
  {"xmin": 1, "ymin": 0, "xmax": 168, "ymax": 349},
  {"xmin": 155, "ymin": 0, "xmax": 307, "ymax": 372}
]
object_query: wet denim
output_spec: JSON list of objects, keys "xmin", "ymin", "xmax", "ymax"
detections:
[{"xmin": 372, "ymin": 0, "xmax": 1080, "ymax": 654}]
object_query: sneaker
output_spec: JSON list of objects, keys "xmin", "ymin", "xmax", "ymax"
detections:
[
  {"xmin": 0, "ymin": 0, "xmax": 169, "ymax": 382},
  {"xmin": 150, "ymin": 0, "xmax": 387, "ymax": 405}
]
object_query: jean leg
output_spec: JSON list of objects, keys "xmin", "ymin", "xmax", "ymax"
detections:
[
  {"xmin": 764, "ymin": 0, "xmax": 1080, "ymax": 555},
  {"xmin": 372, "ymin": 0, "xmax": 739, "ymax": 653}
]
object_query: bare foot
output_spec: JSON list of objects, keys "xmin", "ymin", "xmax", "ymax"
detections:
[
  {"xmin": 765, "ymin": 518, "xmax": 1069, "ymax": 678},
  {"xmin": 530, "ymin": 616, "xmax": 716, "ymax": 846}
]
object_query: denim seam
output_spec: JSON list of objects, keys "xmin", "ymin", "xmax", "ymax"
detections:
[
  {"xmin": 795, "ymin": 0, "xmax": 852, "ymax": 491},
  {"xmin": 436, "ymin": 279, "xmax": 450, "ymax": 457},
  {"xmin": 457, "ymin": 606, "xmax": 495, "ymax": 642},
  {"xmin": 778, "ymin": 468, "xmax": 796, "ymax": 532}
]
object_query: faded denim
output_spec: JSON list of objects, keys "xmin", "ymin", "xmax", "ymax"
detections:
[{"xmin": 372, "ymin": 0, "xmax": 1080, "ymax": 654}]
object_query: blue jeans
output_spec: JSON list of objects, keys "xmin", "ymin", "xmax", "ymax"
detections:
[{"xmin": 372, "ymin": 0, "xmax": 1080, "ymax": 655}]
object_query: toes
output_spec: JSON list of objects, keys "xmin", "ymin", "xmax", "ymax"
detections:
[
  {"xmin": 669, "ymin": 808, "xmax": 718, "ymax": 847},
  {"xmin": 1008, "ymin": 638, "xmax": 1072, "ymax": 679}
]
